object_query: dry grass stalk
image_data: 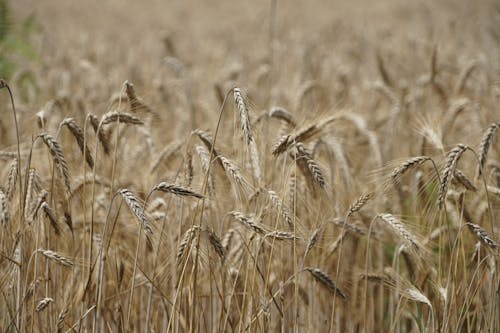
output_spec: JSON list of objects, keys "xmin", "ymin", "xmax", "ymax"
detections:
[
  {"xmin": 305, "ymin": 267, "xmax": 347, "ymax": 300},
  {"xmin": 6, "ymin": 158, "xmax": 18, "ymax": 199},
  {"xmin": 35, "ymin": 297, "xmax": 54, "ymax": 312},
  {"xmin": 60, "ymin": 118, "xmax": 94, "ymax": 168},
  {"xmin": 152, "ymin": 182, "xmax": 203, "ymax": 199},
  {"xmin": 119, "ymin": 189, "xmax": 153, "ymax": 244},
  {"xmin": 39, "ymin": 133, "xmax": 71, "ymax": 194},
  {"xmin": 229, "ymin": 211, "xmax": 266, "ymax": 235},
  {"xmin": 465, "ymin": 223, "xmax": 498, "ymax": 249},
  {"xmin": 38, "ymin": 249, "xmax": 73, "ymax": 267},
  {"xmin": 438, "ymin": 144, "xmax": 468, "ymax": 209},
  {"xmin": 478, "ymin": 123, "xmax": 498, "ymax": 177},
  {"xmin": 378, "ymin": 214, "xmax": 421, "ymax": 251},
  {"xmin": 0, "ymin": 189, "xmax": 8, "ymax": 226}
]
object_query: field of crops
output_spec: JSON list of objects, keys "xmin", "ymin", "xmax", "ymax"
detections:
[{"xmin": 1, "ymin": 0, "xmax": 499, "ymax": 331}]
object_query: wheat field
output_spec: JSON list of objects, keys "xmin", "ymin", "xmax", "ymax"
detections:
[{"xmin": 1, "ymin": 0, "xmax": 499, "ymax": 332}]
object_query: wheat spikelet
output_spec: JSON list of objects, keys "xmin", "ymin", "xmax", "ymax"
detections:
[
  {"xmin": 454, "ymin": 60, "xmax": 479, "ymax": 94},
  {"xmin": 295, "ymin": 143, "xmax": 325, "ymax": 189},
  {"xmin": 101, "ymin": 111, "xmax": 144, "ymax": 125},
  {"xmin": 272, "ymin": 115, "xmax": 337, "ymax": 155},
  {"xmin": 221, "ymin": 228, "xmax": 235, "ymax": 250},
  {"xmin": 453, "ymin": 169, "xmax": 477, "ymax": 192},
  {"xmin": 304, "ymin": 228, "xmax": 321, "ymax": 257},
  {"xmin": 184, "ymin": 149, "xmax": 194, "ymax": 187},
  {"xmin": 193, "ymin": 129, "xmax": 219, "ymax": 158},
  {"xmin": 360, "ymin": 268, "xmax": 431, "ymax": 306},
  {"xmin": 487, "ymin": 185, "xmax": 500, "ymax": 197},
  {"xmin": 264, "ymin": 230, "xmax": 296, "ymax": 241},
  {"xmin": 465, "ymin": 223, "xmax": 498, "ymax": 249},
  {"xmin": 38, "ymin": 249, "xmax": 73, "ymax": 267},
  {"xmin": 378, "ymin": 214, "xmax": 421, "ymax": 251},
  {"xmin": 56, "ymin": 308, "xmax": 68, "ymax": 332},
  {"xmin": 346, "ymin": 192, "xmax": 373, "ymax": 217},
  {"xmin": 233, "ymin": 87, "xmax": 253, "ymax": 144},
  {"xmin": 60, "ymin": 118, "xmax": 94, "ymax": 168},
  {"xmin": 177, "ymin": 226, "xmax": 200, "ymax": 264},
  {"xmin": 6, "ymin": 158, "xmax": 18, "ymax": 199},
  {"xmin": 39, "ymin": 133, "xmax": 71, "ymax": 194},
  {"xmin": 332, "ymin": 218, "xmax": 370, "ymax": 237},
  {"xmin": 478, "ymin": 123, "xmax": 498, "ymax": 177},
  {"xmin": 267, "ymin": 190, "xmax": 294, "ymax": 227},
  {"xmin": 89, "ymin": 113, "xmax": 111, "ymax": 155},
  {"xmin": 150, "ymin": 139, "xmax": 184, "ymax": 172},
  {"xmin": 24, "ymin": 169, "xmax": 42, "ymax": 221},
  {"xmin": 376, "ymin": 51, "xmax": 393, "ymax": 87},
  {"xmin": 305, "ymin": 267, "xmax": 347, "ymax": 300},
  {"xmin": 152, "ymin": 182, "xmax": 203, "ymax": 198},
  {"xmin": 0, "ymin": 189, "xmax": 8, "ymax": 226},
  {"xmin": 118, "ymin": 189, "xmax": 153, "ymax": 244},
  {"xmin": 438, "ymin": 144, "xmax": 467, "ymax": 209},
  {"xmin": 36, "ymin": 297, "xmax": 54, "ymax": 312},
  {"xmin": 125, "ymin": 81, "xmax": 153, "ymax": 115},
  {"xmin": 219, "ymin": 156, "xmax": 252, "ymax": 195},
  {"xmin": 268, "ymin": 106, "xmax": 296, "ymax": 127},
  {"xmin": 38, "ymin": 201, "xmax": 60, "ymax": 235},
  {"xmin": 208, "ymin": 229, "xmax": 226, "ymax": 259},
  {"xmin": 249, "ymin": 139, "xmax": 262, "ymax": 185},
  {"xmin": 229, "ymin": 211, "xmax": 266, "ymax": 235},
  {"xmin": 390, "ymin": 156, "xmax": 431, "ymax": 181}
]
